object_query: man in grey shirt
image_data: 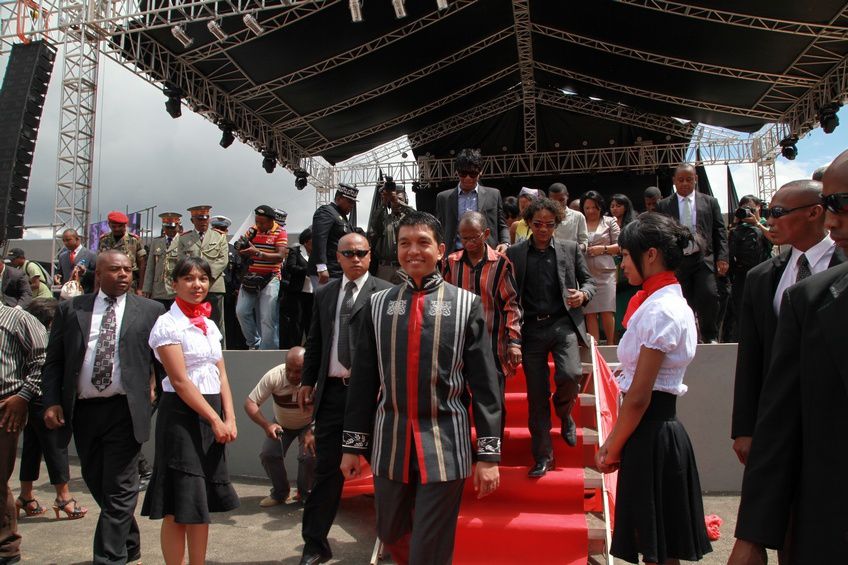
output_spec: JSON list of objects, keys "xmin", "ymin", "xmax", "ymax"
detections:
[{"xmin": 548, "ymin": 183, "xmax": 588, "ymax": 252}]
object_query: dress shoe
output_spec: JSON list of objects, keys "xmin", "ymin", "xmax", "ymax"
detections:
[
  {"xmin": 299, "ymin": 552, "xmax": 331, "ymax": 565},
  {"xmin": 259, "ymin": 495, "xmax": 284, "ymax": 508},
  {"xmin": 561, "ymin": 415, "xmax": 577, "ymax": 447},
  {"xmin": 0, "ymin": 555, "xmax": 21, "ymax": 565},
  {"xmin": 527, "ymin": 459, "xmax": 555, "ymax": 478}
]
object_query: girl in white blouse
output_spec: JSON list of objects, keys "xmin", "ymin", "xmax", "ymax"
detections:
[
  {"xmin": 596, "ymin": 213, "xmax": 711, "ymax": 565},
  {"xmin": 142, "ymin": 256, "xmax": 239, "ymax": 565}
]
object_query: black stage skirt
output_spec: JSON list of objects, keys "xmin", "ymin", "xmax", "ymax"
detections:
[
  {"xmin": 142, "ymin": 392, "xmax": 239, "ymax": 524},
  {"xmin": 610, "ymin": 391, "xmax": 712, "ymax": 564}
]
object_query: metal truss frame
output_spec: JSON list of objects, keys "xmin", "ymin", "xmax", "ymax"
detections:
[
  {"xmin": 336, "ymin": 136, "xmax": 412, "ymax": 167},
  {"xmin": 512, "ymin": 0, "xmax": 536, "ymax": 153}
]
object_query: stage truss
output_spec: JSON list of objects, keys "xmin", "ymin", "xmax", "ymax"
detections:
[{"xmin": 2, "ymin": 0, "xmax": 848, "ymax": 243}]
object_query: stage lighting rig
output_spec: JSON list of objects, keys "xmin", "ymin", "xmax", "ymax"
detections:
[
  {"xmin": 163, "ymin": 82, "xmax": 184, "ymax": 119},
  {"xmin": 779, "ymin": 135, "xmax": 798, "ymax": 160},
  {"xmin": 819, "ymin": 103, "xmax": 841, "ymax": 134},
  {"xmin": 243, "ymin": 13, "xmax": 265, "ymax": 35},
  {"xmin": 294, "ymin": 169, "xmax": 309, "ymax": 190},
  {"xmin": 171, "ymin": 25, "xmax": 193, "ymax": 48},
  {"xmin": 262, "ymin": 149, "xmax": 277, "ymax": 173},
  {"xmin": 218, "ymin": 121, "xmax": 235, "ymax": 148},
  {"xmin": 207, "ymin": 20, "xmax": 228, "ymax": 41},
  {"xmin": 436, "ymin": 0, "xmax": 449, "ymax": 9},
  {"xmin": 392, "ymin": 0, "xmax": 407, "ymax": 19},
  {"xmin": 349, "ymin": 0, "xmax": 363, "ymax": 22}
]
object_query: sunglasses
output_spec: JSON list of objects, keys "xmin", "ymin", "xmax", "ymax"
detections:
[
  {"xmin": 338, "ymin": 249, "xmax": 370, "ymax": 258},
  {"xmin": 531, "ymin": 221, "xmax": 557, "ymax": 230},
  {"xmin": 459, "ymin": 232, "xmax": 486, "ymax": 244},
  {"xmin": 821, "ymin": 192, "xmax": 848, "ymax": 215},
  {"xmin": 762, "ymin": 202, "xmax": 819, "ymax": 219},
  {"xmin": 458, "ymin": 170, "xmax": 480, "ymax": 178}
]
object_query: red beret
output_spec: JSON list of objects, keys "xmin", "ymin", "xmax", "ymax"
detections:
[{"xmin": 107, "ymin": 211, "xmax": 129, "ymax": 224}]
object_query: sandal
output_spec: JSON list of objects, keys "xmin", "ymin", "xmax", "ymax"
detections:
[
  {"xmin": 52, "ymin": 498, "xmax": 87, "ymax": 520},
  {"xmin": 15, "ymin": 496, "xmax": 46, "ymax": 518}
]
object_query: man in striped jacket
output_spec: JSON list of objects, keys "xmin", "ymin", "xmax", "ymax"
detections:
[{"xmin": 340, "ymin": 211, "xmax": 502, "ymax": 565}]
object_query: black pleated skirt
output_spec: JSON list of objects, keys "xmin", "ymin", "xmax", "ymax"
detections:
[
  {"xmin": 610, "ymin": 391, "xmax": 712, "ymax": 564},
  {"xmin": 142, "ymin": 392, "xmax": 239, "ymax": 524}
]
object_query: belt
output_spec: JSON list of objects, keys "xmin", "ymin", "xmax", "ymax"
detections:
[
  {"xmin": 525, "ymin": 313, "xmax": 566, "ymax": 323},
  {"xmin": 327, "ymin": 376, "xmax": 350, "ymax": 386},
  {"xmin": 77, "ymin": 394, "xmax": 127, "ymax": 404}
]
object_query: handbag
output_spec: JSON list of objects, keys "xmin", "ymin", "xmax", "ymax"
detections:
[
  {"xmin": 240, "ymin": 272, "xmax": 273, "ymax": 293},
  {"xmin": 59, "ymin": 280, "xmax": 83, "ymax": 300}
]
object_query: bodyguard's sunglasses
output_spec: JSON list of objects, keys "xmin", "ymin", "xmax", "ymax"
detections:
[
  {"xmin": 338, "ymin": 249, "xmax": 370, "ymax": 258},
  {"xmin": 458, "ymin": 170, "xmax": 480, "ymax": 178},
  {"xmin": 762, "ymin": 203, "xmax": 819, "ymax": 219},
  {"xmin": 821, "ymin": 192, "xmax": 848, "ymax": 215}
]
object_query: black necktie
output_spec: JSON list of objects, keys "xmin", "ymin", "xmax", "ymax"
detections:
[
  {"xmin": 796, "ymin": 253, "xmax": 811, "ymax": 283},
  {"xmin": 92, "ymin": 296, "xmax": 117, "ymax": 392},
  {"xmin": 337, "ymin": 281, "xmax": 357, "ymax": 369}
]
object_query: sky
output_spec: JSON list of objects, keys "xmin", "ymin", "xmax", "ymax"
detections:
[{"xmin": 4, "ymin": 52, "xmax": 848, "ymax": 241}]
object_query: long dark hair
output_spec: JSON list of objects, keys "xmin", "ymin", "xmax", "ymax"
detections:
[
  {"xmin": 170, "ymin": 256, "xmax": 213, "ymax": 282},
  {"xmin": 580, "ymin": 190, "xmax": 607, "ymax": 216},
  {"xmin": 618, "ymin": 212, "xmax": 693, "ymax": 278},
  {"xmin": 610, "ymin": 193, "xmax": 636, "ymax": 226}
]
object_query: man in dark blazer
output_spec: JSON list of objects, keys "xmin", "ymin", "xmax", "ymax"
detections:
[
  {"xmin": 296, "ymin": 233, "xmax": 391, "ymax": 564},
  {"xmin": 55, "ymin": 228, "xmax": 97, "ymax": 293},
  {"xmin": 507, "ymin": 198, "xmax": 596, "ymax": 478},
  {"xmin": 731, "ymin": 179, "xmax": 844, "ymax": 465},
  {"xmin": 435, "ymin": 148, "xmax": 509, "ymax": 253},
  {"xmin": 0, "ymin": 262, "xmax": 32, "ymax": 308},
  {"xmin": 729, "ymin": 149, "xmax": 848, "ymax": 565},
  {"xmin": 42, "ymin": 250, "xmax": 165, "ymax": 565},
  {"xmin": 307, "ymin": 184, "xmax": 357, "ymax": 286},
  {"xmin": 279, "ymin": 228, "xmax": 313, "ymax": 349},
  {"xmin": 655, "ymin": 164, "xmax": 729, "ymax": 342}
]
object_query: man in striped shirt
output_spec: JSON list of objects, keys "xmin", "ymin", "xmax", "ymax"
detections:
[
  {"xmin": 443, "ymin": 211, "xmax": 522, "ymax": 433},
  {"xmin": 0, "ymin": 304, "xmax": 47, "ymax": 563}
]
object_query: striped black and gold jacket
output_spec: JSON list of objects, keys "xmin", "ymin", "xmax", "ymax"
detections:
[{"xmin": 342, "ymin": 272, "xmax": 502, "ymax": 484}]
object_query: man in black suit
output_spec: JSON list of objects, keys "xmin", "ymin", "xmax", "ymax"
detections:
[
  {"xmin": 729, "ymin": 151, "xmax": 848, "ymax": 564},
  {"xmin": 507, "ymin": 198, "xmax": 596, "ymax": 478},
  {"xmin": 731, "ymin": 179, "xmax": 844, "ymax": 465},
  {"xmin": 280, "ymin": 228, "xmax": 313, "ymax": 349},
  {"xmin": 296, "ymin": 233, "xmax": 391, "ymax": 564},
  {"xmin": 655, "ymin": 164, "xmax": 729, "ymax": 342},
  {"xmin": 0, "ymin": 261, "xmax": 31, "ymax": 308},
  {"xmin": 42, "ymin": 250, "xmax": 165, "ymax": 565},
  {"xmin": 307, "ymin": 184, "xmax": 357, "ymax": 286},
  {"xmin": 55, "ymin": 228, "xmax": 97, "ymax": 294},
  {"xmin": 435, "ymin": 148, "xmax": 509, "ymax": 253}
]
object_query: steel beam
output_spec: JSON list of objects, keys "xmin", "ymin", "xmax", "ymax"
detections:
[
  {"xmin": 512, "ymin": 0, "xmax": 536, "ymax": 153},
  {"xmin": 406, "ymin": 91, "xmax": 522, "ymax": 148}
]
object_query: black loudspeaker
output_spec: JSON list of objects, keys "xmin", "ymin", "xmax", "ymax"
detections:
[{"xmin": 0, "ymin": 40, "xmax": 56, "ymax": 240}]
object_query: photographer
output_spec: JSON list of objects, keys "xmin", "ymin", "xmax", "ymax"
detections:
[{"xmin": 726, "ymin": 195, "xmax": 772, "ymax": 341}]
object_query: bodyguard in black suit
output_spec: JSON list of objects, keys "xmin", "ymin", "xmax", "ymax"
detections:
[
  {"xmin": 42, "ymin": 250, "xmax": 165, "ymax": 565},
  {"xmin": 435, "ymin": 148, "xmax": 509, "ymax": 253},
  {"xmin": 297, "ymin": 233, "xmax": 391, "ymax": 564},
  {"xmin": 307, "ymin": 185, "xmax": 357, "ymax": 285},
  {"xmin": 0, "ymin": 263, "xmax": 32, "ymax": 308},
  {"xmin": 507, "ymin": 199, "xmax": 596, "ymax": 478},
  {"xmin": 55, "ymin": 228, "xmax": 97, "ymax": 293},
  {"xmin": 655, "ymin": 164, "xmax": 729, "ymax": 342},
  {"xmin": 731, "ymin": 180, "xmax": 844, "ymax": 465}
]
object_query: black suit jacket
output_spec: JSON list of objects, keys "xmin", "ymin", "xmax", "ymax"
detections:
[
  {"xmin": 436, "ymin": 184, "xmax": 509, "ymax": 251},
  {"xmin": 41, "ymin": 293, "xmax": 166, "ymax": 444},
  {"xmin": 655, "ymin": 191, "xmax": 729, "ymax": 269},
  {"xmin": 282, "ymin": 244, "xmax": 309, "ymax": 294},
  {"xmin": 735, "ymin": 262, "xmax": 848, "ymax": 560},
  {"xmin": 302, "ymin": 274, "xmax": 392, "ymax": 416},
  {"xmin": 0, "ymin": 265, "xmax": 32, "ymax": 308},
  {"xmin": 506, "ymin": 238, "xmax": 596, "ymax": 345},
  {"xmin": 307, "ymin": 203, "xmax": 353, "ymax": 278},
  {"xmin": 57, "ymin": 247, "xmax": 98, "ymax": 293},
  {"xmin": 732, "ymin": 247, "xmax": 846, "ymax": 438}
]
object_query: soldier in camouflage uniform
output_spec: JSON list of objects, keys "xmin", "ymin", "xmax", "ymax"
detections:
[
  {"xmin": 98, "ymin": 210, "xmax": 147, "ymax": 293},
  {"xmin": 142, "ymin": 212, "xmax": 182, "ymax": 309}
]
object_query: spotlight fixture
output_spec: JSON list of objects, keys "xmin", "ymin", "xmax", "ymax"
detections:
[
  {"xmin": 163, "ymin": 82, "xmax": 183, "ymax": 119},
  {"xmin": 401, "ymin": 151, "xmax": 408, "ymax": 158},
  {"xmin": 171, "ymin": 25, "xmax": 193, "ymax": 48},
  {"xmin": 349, "ymin": 0, "xmax": 363, "ymax": 22},
  {"xmin": 218, "ymin": 121, "xmax": 235, "ymax": 148},
  {"xmin": 392, "ymin": 0, "xmax": 407, "ymax": 19},
  {"xmin": 207, "ymin": 20, "xmax": 228, "ymax": 41},
  {"xmin": 262, "ymin": 149, "xmax": 277, "ymax": 173},
  {"xmin": 436, "ymin": 0, "xmax": 449, "ymax": 10},
  {"xmin": 243, "ymin": 13, "xmax": 265, "ymax": 35},
  {"xmin": 779, "ymin": 135, "xmax": 799, "ymax": 160},
  {"xmin": 294, "ymin": 169, "xmax": 309, "ymax": 190},
  {"xmin": 411, "ymin": 181, "xmax": 421, "ymax": 193},
  {"xmin": 819, "ymin": 102, "xmax": 841, "ymax": 134}
]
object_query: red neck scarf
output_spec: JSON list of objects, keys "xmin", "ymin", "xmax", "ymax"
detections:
[
  {"xmin": 175, "ymin": 296, "xmax": 212, "ymax": 335},
  {"xmin": 622, "ymin": 271, "xmax": 679, "ymax": 329}
]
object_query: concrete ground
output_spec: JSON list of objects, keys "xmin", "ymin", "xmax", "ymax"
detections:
[{"xmin": 14, "ymin": 461, "xmax": 774, "ymax": 564}]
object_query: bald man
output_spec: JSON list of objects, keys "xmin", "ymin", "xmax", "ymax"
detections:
[{"xmin": 729, "ymin": 151, "xmax": 848, "ymax": 564}]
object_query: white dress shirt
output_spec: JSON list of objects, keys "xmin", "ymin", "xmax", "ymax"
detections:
[
  {"xmin": 773, "ymin": 235, "xmax": 837, "ymax": 314},
  {"xmin": 677, "ymin": 192, "xmax": 697, "ymax": 229},
  {"xmin": 78, "ymin": 291, "xmax": 127, "ymax": 398},
  {"xmin": 328, "ymin": 272, "xmax": 369, "ymax": 378}
]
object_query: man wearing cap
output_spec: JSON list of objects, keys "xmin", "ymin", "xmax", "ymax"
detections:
[
  {"xmin": 98, "ymin": 211, "xmax": 147, "ymax": 294},
  {"xmin": 307, "ymin": 185, "xmax": 356, "ymax": 286},
  {"xmin": 177, "ymin": 205, "xmax": 230, "ymax": 341},
  {"xmin": 236, "ymin": 205, "xmax": 288, "ymax": 350},
  {"xmin": 0, "ymin": 255, "xmax": 33, "ymax": 308},
  {"xmin": 8, "ymin": 249, "xmax": 53, "ymax": 300},
  {"xmin": 142, "ymin": 212, "xmax": 181, "ymax": 309},
  {"xmin": 367, "ymin": 178, "xmax": 412, "ymax": 283}
]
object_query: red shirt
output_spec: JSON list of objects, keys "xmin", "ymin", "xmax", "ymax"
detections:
[{"xmin": 248, "ymin": 222, "xmax": 287, "ymax": 275}]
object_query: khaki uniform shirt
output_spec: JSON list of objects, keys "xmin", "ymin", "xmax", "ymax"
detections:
[
  {"xmin": 143, "ymin": 235, "xmax": 178, "ymax": 300},
  {"xmin": 98, "ymin": 232, "xmax": 147, "ymax": 273},
  {"xmin": 177, "ymin": 230, "xmax": 228, "ymax": 294}
]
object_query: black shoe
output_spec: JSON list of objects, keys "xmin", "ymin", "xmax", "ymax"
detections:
[
  {"xmin": 561, "ymin": 415, "xmax": 577, "ymax": 447},
  {"xmin": 128, "ymin": 550, "xmax": 141, "ymax": 562},
  {"xmin": 299, "ymin": 552, "xmax": 331, "ymax": 565},
  {"xmin": 527, "ymin": 458, "xmax": 555, "ymax": 478},
  {"xmin": 0, "ymin": 555, "xmax": 21, "ymax": 565},
  {"xmin": 138, "ymin": 472, "xmax": 152, "ymax": 492}
]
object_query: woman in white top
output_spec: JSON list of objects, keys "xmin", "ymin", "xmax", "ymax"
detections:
[
  {"xmin": 142, "ymin": 256, "xmax": 239, "ymax": 565},
  {"xmin": 581, "ymin": 191, "xmax": 621, "ymax": 344},
  {"xmin": 596, "ymin": 213, "xmax": 711, "ymax": 565}
]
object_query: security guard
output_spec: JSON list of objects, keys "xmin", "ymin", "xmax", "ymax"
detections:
[
  {"xmin": 98, "ymin": 210, "xmax": 147, "ymax": 292},
  {"xmin": 143, "ymin": 212, "xmax": 182, "ymax": 309},
  {"xmin": 177, "ymin": 205, "xmax": 229, "ymax": 341}
]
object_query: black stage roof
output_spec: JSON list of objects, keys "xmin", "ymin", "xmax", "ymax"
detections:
[{"xmin": 120, "ymin": 1, "xmax": 848, "ymax": 165}]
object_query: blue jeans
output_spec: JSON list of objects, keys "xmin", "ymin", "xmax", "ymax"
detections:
[{"xmin": 236, "ymin": 276, "xmax": 280, "ymax": 349}]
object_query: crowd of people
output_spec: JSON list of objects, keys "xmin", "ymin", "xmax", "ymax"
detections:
[{"xmin": 0, "ymin": 145, "xmax": 845, "ymax": 564}]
